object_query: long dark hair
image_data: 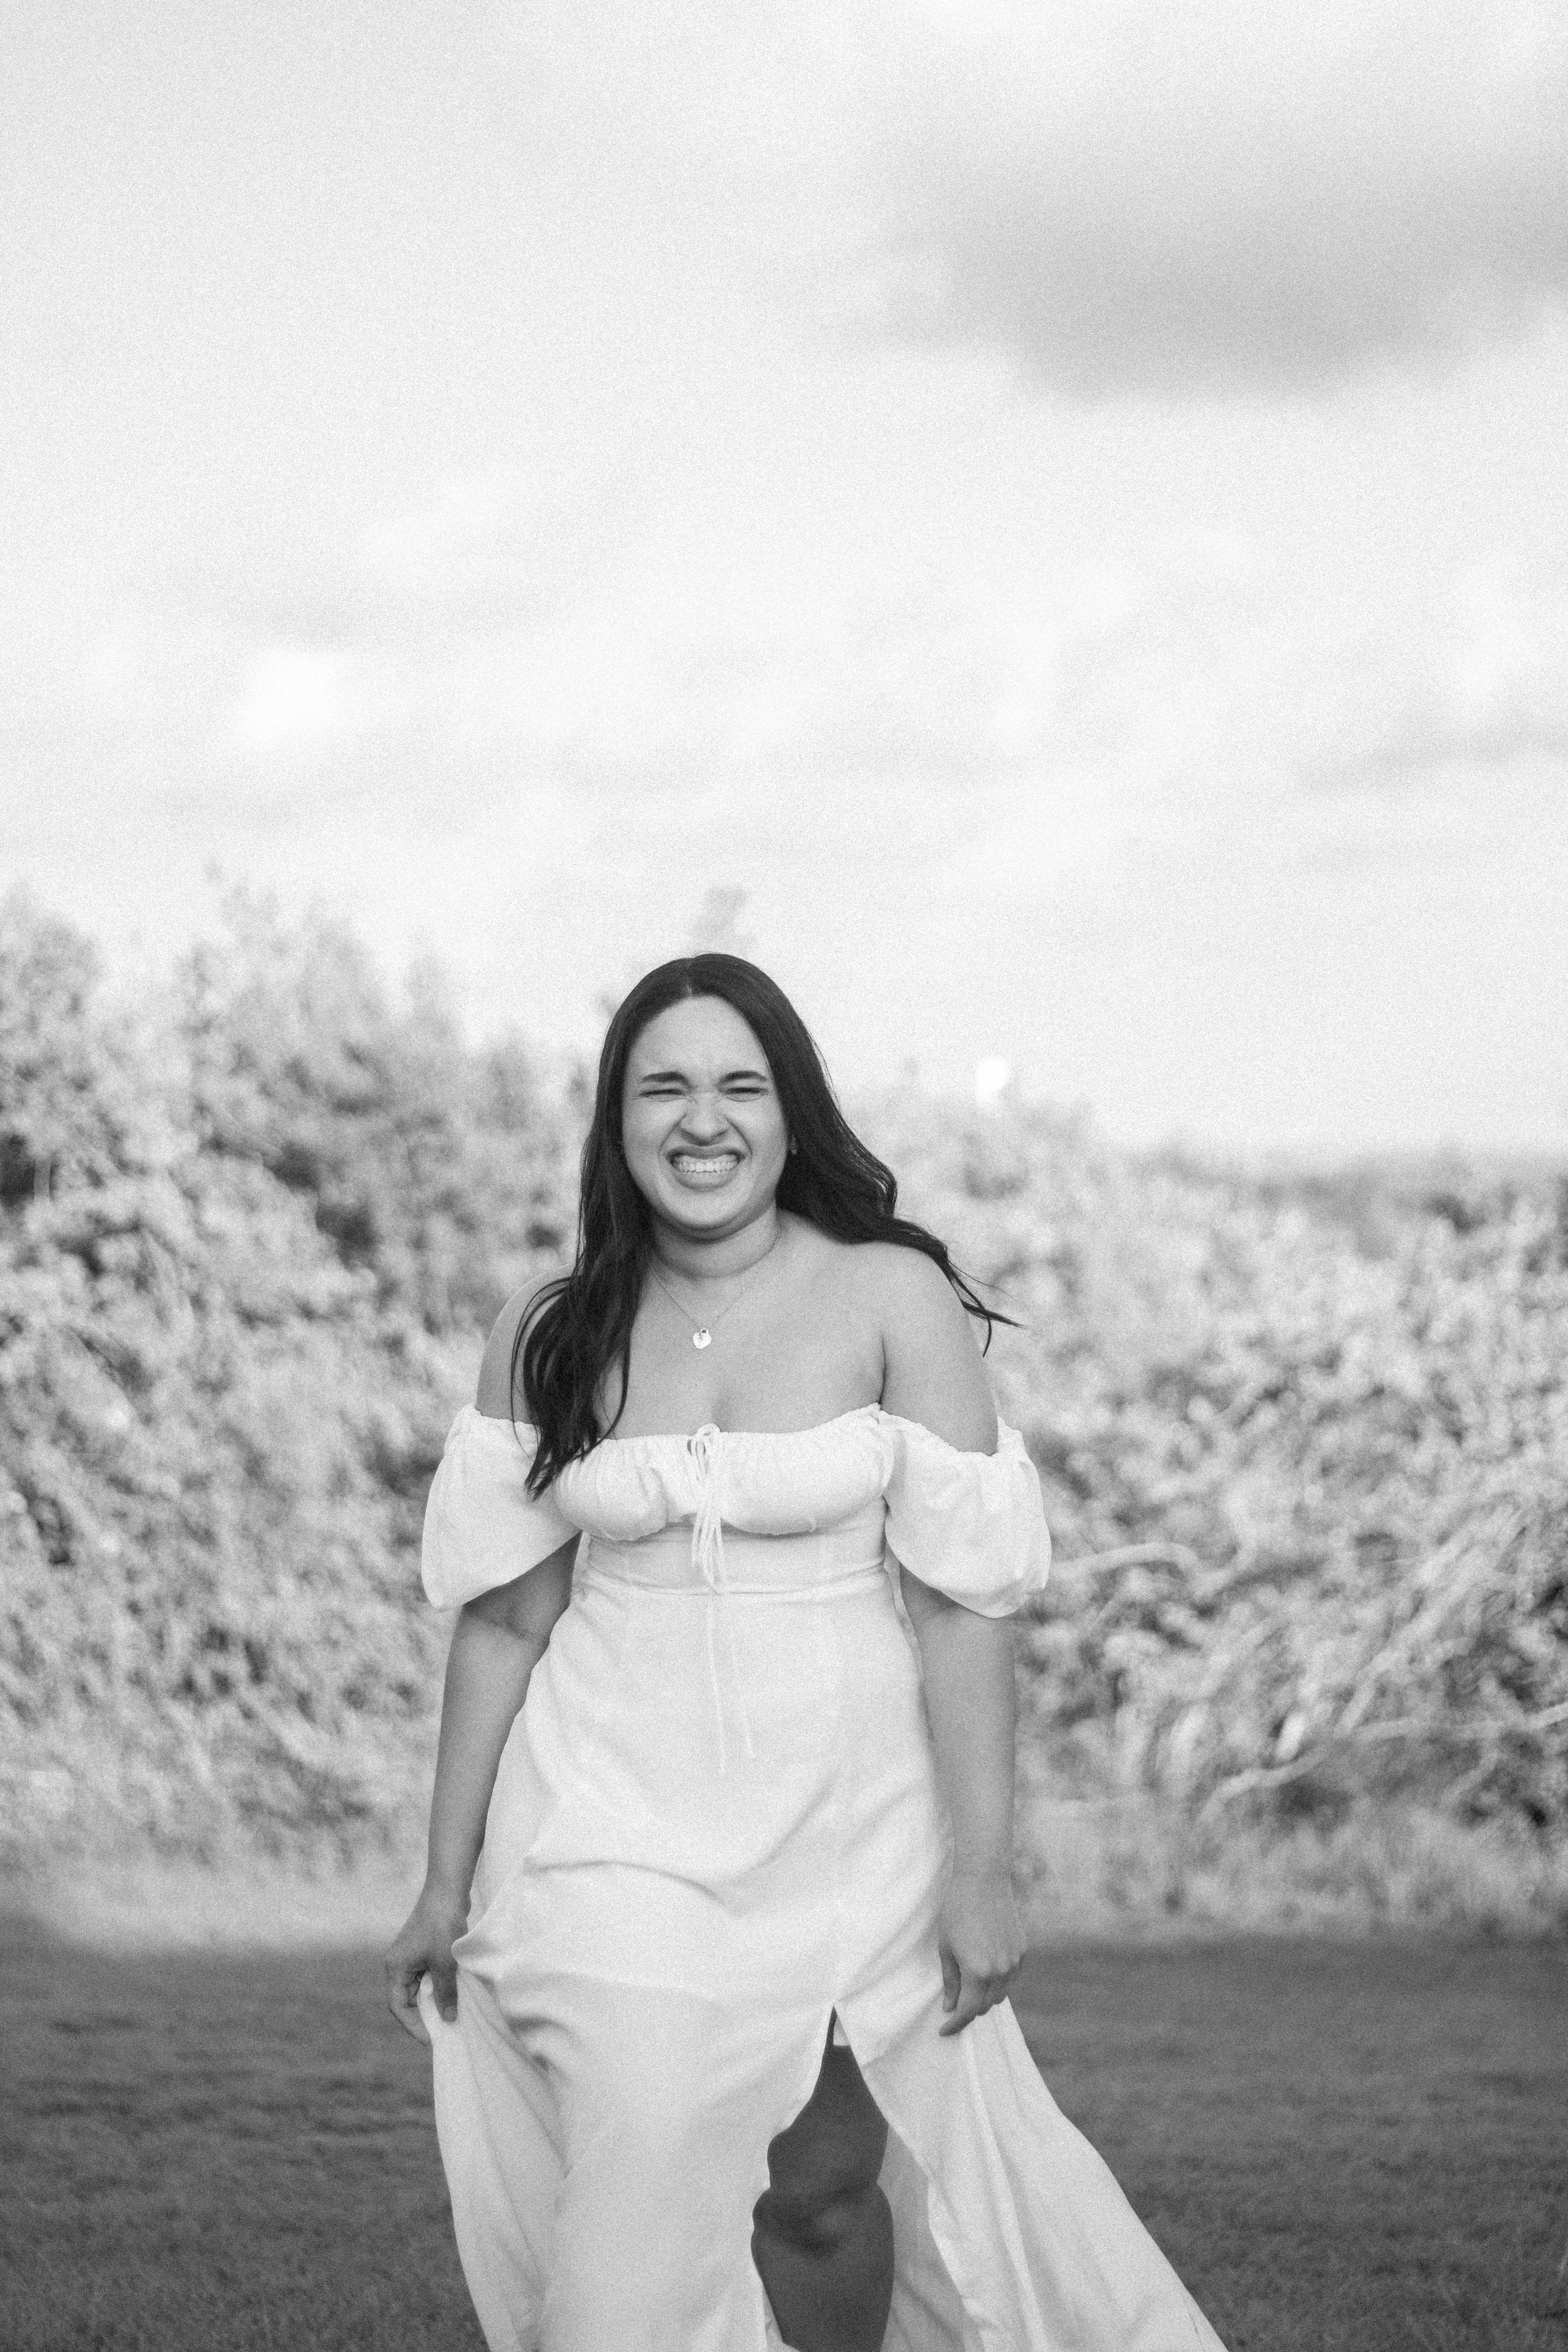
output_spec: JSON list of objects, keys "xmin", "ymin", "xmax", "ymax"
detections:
[{"xmin": 515, "ymin": 955, "xmax": 1012, "ymax": 1491}]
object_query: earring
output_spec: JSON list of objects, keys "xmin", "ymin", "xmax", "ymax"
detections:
[{"xmin": 788, "ymin": 1138, "xmax": 798, "ymax": 1156}]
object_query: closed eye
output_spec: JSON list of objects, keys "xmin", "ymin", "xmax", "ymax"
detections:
[{"xmin": 636, "ymin": 1069, "xmax": 771, "ymax": 1095}]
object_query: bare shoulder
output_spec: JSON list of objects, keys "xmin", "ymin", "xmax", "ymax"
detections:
[
  {"xmin": 794, "ymin": 1227, "xmax": 950, "ymax": 1323},
  {"xmin": 841, "ymin": 1232, "xmax": 964, "ymax": 1326},
  {"xmin": 475, "ymin": 1281, "xmax": 558, "ymax": 1420},
  {"xmin": 856, "ymin": 1240, "xmax": 998, "ymax": 1454}
]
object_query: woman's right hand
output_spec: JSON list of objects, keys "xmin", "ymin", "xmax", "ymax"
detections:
[{"xmin": 384, "ymin": 1880, "xmax": 470, "ymax": 2043}]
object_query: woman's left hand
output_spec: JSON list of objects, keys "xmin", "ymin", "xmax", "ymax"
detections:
[{"xmin": 936, "ymin": 1863, "xmax": 1024, "ymax": 2037}]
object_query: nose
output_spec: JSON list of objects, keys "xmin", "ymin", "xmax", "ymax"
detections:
[{"xmin": 678, "ymin": 1091, "xmax": 730, "ymax": 1142}]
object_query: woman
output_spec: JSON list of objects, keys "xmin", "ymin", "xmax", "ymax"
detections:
[{"xmin": 386, "ymin": 956, "xmax": 1225, "ymax": 2352}]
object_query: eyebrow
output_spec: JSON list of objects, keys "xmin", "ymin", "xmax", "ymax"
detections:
[{"xmin": 635, "ymin": 1065, "xmax": 771, "ymax": 1085}]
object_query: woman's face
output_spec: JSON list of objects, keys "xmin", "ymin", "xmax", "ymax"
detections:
[{"xmin": 621, "ymin": 995, "xmax": 789, "ymax": 1241}]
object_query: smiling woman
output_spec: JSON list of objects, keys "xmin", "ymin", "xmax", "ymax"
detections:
[
  {"xmin": 622, "ymin": 1000, "xmax": 793, "ymax": 1347},
  {"xmin": 510, "ymin": 959, "xmax": 1003, "ymax": 1489},
  {"xmin": 383, "ymin": 955, "xmax": 1230, "ymax": 2352}
]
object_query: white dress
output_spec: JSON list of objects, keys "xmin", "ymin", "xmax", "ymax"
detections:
[{"xmin": 419, "ymin": 1402, "xmax": 1227, "ymax": 2352}]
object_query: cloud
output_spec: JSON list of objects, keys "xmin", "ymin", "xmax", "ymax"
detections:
[
  {"xmin": 1302, "ymin": 571, "xmax": 1568, "ymax": 787},
  {"xmin": 849, "ymin": 0, "xmax": 1568, "ymax": 395},
  {"xmin": 225, "ymin": 647, "xmax": 360, "ymax": 758},
  {"xmin": 1357, "ymin": 712, "xmax": 1568, "ymax": 785}
]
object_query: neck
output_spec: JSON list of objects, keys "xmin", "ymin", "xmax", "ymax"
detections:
[{"xmin": 650, "ymin": 1204, "xmax": 782, "ymax": 1284}]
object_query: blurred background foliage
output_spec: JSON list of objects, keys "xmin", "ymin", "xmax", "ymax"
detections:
[{"xmin": 2, "ymin": 890, "xmax": 1565, "ymax": 1926}]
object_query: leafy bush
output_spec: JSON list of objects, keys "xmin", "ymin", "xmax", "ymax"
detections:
[
  {"xmin": 2, "ymin": 896, "xmax": 1564, "ymax": 1916},
  {"xmin": 0, "ymin": 891, "xmax": 572, "ymax": 1865},
  {"xmin": 864, "ymin": 1093, "xmax": 1568, "ymax": 1854}
]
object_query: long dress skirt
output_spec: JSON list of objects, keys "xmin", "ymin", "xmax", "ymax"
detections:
[{"xmin": 419, "ymin": 1492, "xmax": 1226, "ymax": 2351}]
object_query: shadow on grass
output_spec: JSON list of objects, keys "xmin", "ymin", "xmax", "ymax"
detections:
[{"xmin": 2, "ymin": 1917, "xmax": 1565, "ymax": 2350}]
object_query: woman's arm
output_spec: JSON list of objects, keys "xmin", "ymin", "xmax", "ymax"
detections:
[
  {"xmin": 427, "ymin": 1550, "xmax": 576, "ymax": 1908},
  {"xmin": 385, "ymin": 1539, "xmax": 576, "ymax": 2043},
  {"xmin": 898, "ymin": 1578, "xmax": 1016, "ymax": 1879},
  {"xmin": 876, "ymin": 1246, "xmax": 1024, "ymax": 2037},
  {"xmin": 899, "ymin": 1576, "xmax": 1021, "ymax": 2034},
  {"xmin": 385, "ymin": 1287, "xmax": 574, "ymax": 2042}
]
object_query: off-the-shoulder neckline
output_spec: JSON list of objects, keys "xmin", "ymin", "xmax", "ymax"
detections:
[
  {"xmin": 592, "ymin": 1402, "xmax": 886, "ymax": 1446},
  {"xmin": 464, "ymin": 1401, "xmax": 1007, "ymax": 1458}
]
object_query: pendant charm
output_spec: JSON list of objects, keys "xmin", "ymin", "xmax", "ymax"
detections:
[{"xmin": 692, "ymin": 1328, "xmax": 713, "ymax": 1349}]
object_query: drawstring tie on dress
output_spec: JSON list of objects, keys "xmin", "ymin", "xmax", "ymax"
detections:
[{"xmin": 688, "ymin": 1425, "xmax": 756, "ymax": 1776}]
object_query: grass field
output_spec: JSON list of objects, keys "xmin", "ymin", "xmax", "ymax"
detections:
[{"xmin": 2, "ymin": 1920, "xmax": 1564, "ymax": 2352}]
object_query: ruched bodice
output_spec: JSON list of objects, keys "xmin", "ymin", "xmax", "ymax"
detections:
[{"xmin": 556, "ymin": 1405, "xmax": 892, "ymax": 1547}]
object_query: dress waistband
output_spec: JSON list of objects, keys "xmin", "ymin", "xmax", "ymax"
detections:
[{"xmin": 579, "ymin": 1519, "xmax": 888, "ymax": 1596}]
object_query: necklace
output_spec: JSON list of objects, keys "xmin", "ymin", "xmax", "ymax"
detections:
[{"xmin": 647, "ymin": 1230, "xmax": 782, "ymax": 1349}]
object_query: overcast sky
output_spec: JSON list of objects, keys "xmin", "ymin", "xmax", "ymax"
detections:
[{"xmin": 3, "ymin": 0, "xmax": 1566, "ymax": 1153}]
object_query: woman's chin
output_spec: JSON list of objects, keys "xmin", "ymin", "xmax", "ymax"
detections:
[
  {"xmin": 661, "ymin": 1190, "xmax": 747, "ymax": 1231},
  {"xmin": 652, "ymin": 1176, "xmax": 772, "ymax": 1234}
]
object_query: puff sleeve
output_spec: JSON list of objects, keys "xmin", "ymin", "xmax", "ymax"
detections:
[
  {"xmin": 881, "ymin": 1413, "xmax": 1050, "ymax": 1617},
  {"xmin": 420, "ymin": 1405, "xmax": 578, "ymax": 1609}
]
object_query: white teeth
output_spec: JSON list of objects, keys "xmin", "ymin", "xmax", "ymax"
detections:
[{"xmin": 671, "ymin": 1154, "xmax": 738, "ymax": 1173}]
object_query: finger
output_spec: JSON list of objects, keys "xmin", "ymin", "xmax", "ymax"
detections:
[
  {"xmin": 939, "ymin": 1939, "xmax": 960, "ymax": 2014},
  {"xmin": 938, "ymin": 1978, "xmax": 988, "ymax": 2037},
  {"xmin": 937, "ymin": 1952, "xmax": 987, "ymax": 2037},
  {"xmin": 940, "ymin": 1960, "xmax": 1015, "ymax": 2034},
  {"xmin": 429, "ymin": 1954, "xmax": 459, "ymax": 2024},
  {"xmin": 387, "ymin": 1964, "xmax": 432, "ymax": 2046}
]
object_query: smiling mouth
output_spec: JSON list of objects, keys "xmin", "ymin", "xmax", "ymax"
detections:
[{"xmin": 668, "ymin": 1152, "xmax": 741, "ymax": 1179}]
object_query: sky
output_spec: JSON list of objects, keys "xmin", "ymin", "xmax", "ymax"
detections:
[{"xmin": 3, "ymin": 0, "xmax": 1567, "ymax": 1155}]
